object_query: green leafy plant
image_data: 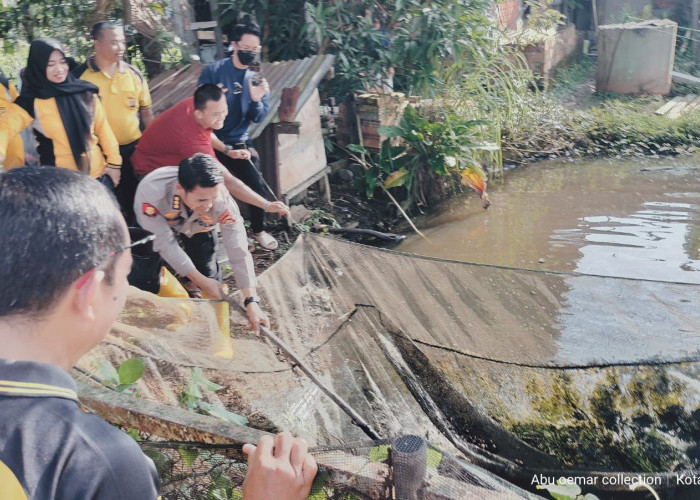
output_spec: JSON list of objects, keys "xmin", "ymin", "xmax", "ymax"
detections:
[
  {"xmin": 350, "ymin": 104, "xmax": 495, "ymax": 209},
  {"xmin": 179, "ymin": 367, "xmax": 248, "ymax": 426},
  {"xmin": 97, "ymin": 357, "xmax": 145, "ymax": 393},
  {"xmin": 536, "ymin": 479, "xmax": 598, "ymax": 500}
]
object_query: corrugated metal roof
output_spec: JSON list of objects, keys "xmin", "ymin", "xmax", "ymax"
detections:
[{"xmin": 149, "ymin": 54, "xmax": 335, "ymax": 140}]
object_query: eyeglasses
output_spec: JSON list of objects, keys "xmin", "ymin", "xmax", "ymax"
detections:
[
  {"xmin": 110, "ymin": 233, "xmax": 156, "ymax": 257},
  {"xmin": 76, "ymin": 233, "xmax": 156, "ymax": 289}
]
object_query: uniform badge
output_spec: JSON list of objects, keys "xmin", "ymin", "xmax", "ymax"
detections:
[
  {"xmin": 142, "ymin": 203, "xmax": 158, "ymax": 217},
  {"xmin": 164, "ymin": 210, "xmax": 180, "ymax": 219},
  {"xmin": 128, "ymin": 97, "xmax": 137, "ymax": 109},
  {"xmin": 200, "ymin": 214, "xmax": 214, "ymax": 225},
  {"xmin": 218, "ymin": 210, "xmax": 235, "ymax": 224},
  {"xmin": 172, "ymin": 195, "xmax": 181, "ymax": 210}
]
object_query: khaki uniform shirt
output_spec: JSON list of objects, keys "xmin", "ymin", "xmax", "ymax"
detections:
[{"xmin": 134, "ymin": 166, "xmax": 256, "ymax": 290}]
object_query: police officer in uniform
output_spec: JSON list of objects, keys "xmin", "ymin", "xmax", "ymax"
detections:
[{"xmin": 134, "ymin": 152, "xmax": 269, "ymax": 331}]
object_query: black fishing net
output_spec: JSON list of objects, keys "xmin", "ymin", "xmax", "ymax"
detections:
[
  {"xmin": 76, "ymin": 233, "xmax": 700, "ymax": 498},
  {"xmin": 138, "ymin": 437, "xmax": 536, "ymax": 499}
]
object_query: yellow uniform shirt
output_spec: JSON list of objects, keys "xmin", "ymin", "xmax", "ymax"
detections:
[
  {"xmin": 76, "ymin": 58, "xmax": 152, "ymax": 145},
  {"xmin": 0, "ymin": 81, "xmax": 25, "ymax": 169},
  {"xmin": 0, "ymin": 94, "xmax": 121, "ymax": 178}
]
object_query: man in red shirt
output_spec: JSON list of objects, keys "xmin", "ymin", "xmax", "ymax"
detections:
[{"xmin": 132, "ymin": 83, "xmax": 287, "ymax": 219}]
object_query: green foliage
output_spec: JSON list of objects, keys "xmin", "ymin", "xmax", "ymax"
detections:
[
  {"xmin": 292, "ymin": 208, "xmax": 339, "ymax": 233},
  {"xmin": 0, "ymin": 0, "xmax": 106, "ymax": 44},
  {"xmin": 307, "ymin": 0, "xmax": 494, "ymax": 97},
  {"xmin": 217, "ymin": 0, "xmax": 314, "ymax": 61},
  {"xmin": 575, "ymin": 97, "xmax": 700, "ymax": 156},
  {"xmin": 179, "ymin": 367, "xmax": 249, "ymax": 426},
  {"xmin": 352, "ymin": 103, "xmax": 493, "ymax": 208},
  {"xmin": 536, "ymin": 479, "xmax": 599, "ymax": 500},
  {"xmin": 97, "ymin": 357, "xmax": 145, "ymax": 393}
]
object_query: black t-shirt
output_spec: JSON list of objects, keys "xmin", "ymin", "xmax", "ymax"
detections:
[{"xmin": 0, "ymin": 359, "xmax": 161, "ymax": 499}]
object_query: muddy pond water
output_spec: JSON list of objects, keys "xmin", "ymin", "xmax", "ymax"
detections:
[{"xmin": 398, "ymin": 156, "xmax": 700, "ymax": 284}]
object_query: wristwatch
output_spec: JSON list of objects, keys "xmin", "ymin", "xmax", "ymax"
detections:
[
  {"xmin": 223, "ymin": 144, "xmax": 233, "ymax": 153},
  {"xmin": 244, "ymin": 296, "xmax": 260, "ymax": 307}
]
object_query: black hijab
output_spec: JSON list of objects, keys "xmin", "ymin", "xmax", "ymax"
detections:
[
  {"xmin": 0, "ymin": 68, "xmax": 9, "ymax": 90},
  {"xmin": 16, "ymin": 38, "xmax": 99, "ymax": 172}
]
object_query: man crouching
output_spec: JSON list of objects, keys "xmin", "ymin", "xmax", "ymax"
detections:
[{"xmin": 134, "ymin": 152, "xmax": 268, "ymax": 332}]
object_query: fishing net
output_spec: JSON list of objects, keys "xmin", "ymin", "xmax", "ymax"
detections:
[
  {"xmin": 136, "ymin": 438, "xmax": 535, "ymax": 499},
  {"xmin": 75, "ymin": 233, "xmax": 700, "ymax": 497}
]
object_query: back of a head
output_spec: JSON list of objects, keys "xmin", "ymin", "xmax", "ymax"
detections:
[
  {"xmin": 91, "ymin": 20, "xmax": 123, "ymax": 41},
  {"xmin": 230, "ymin": 21, "xmax": 262, "ymax": 42},
  {"xmin": 194, "ymin": 83, "xmax": 224, "ymax": 111},
  {"xmin": 178, "ymin": 153, "xmax": 224, "ymax": 192},
  {"xmin": 0, "ymin": 167, "xmax": 124, "ymax": 320}
]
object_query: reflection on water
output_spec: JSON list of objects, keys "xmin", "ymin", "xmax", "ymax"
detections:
[
  {"xmin": 554, "ymin": 202, "xmax": 700, "ymax": 282},
  {"xmin": 397, "ymin": 156, "xmax": 700, "ymax": 364},
  {"xmin": 398, "ymin": 156, "xmax": 700, "ymax": 283}
]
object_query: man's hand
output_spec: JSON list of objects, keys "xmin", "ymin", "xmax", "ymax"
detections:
[
  {"xmin": 105, "ymin": 167, "xmax": 121, "ymax": 187},
  {"xmin": 249, "ymin": 78, "xmax": 269, "ymax": 103},
  {"xmin": 265, "ymin": 201, "xmax": 290, "ymax": 216},
  {"xmin": 226, "ymin": 148, "xmax": 252, "ymax": 161},
  {"xmin": 197, "ymin": 276, "xmax": 226, "ymax": 300},
  {"xmin": 242, "ymin": 432, "xmax": 317, "ymax": 500},
  {"xmin": 246, "ymin": 301, "xmax": 269, "ymax": 334}
]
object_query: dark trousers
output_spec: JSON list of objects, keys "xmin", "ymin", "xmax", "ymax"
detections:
[
  {"xmin": 118, "ymin": 141, "xmax": 139, "ymax": 225},
  {"xmin": 215, "ymin": 144, "xmax": 268, "ymax": 234},
  {"xmin": 127, "ymin": 227, "xmax": 220, "ymax": 294},
  {"xmin": 180, "ymin": 230, "xmax": 221, "ymax": 281}
]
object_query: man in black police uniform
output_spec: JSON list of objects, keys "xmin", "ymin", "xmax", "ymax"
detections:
[{"xmin": 0, "ymin": 167, "xmax": 316, "ymax": 499}]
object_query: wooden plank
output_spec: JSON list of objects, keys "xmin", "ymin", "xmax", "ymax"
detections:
[
  {"xmin": 654, "ymin": 96, "xmax": 683, "ymax": 116},
  {"xmin": 196, "ymin": 31, "xmax": 216, "ymax": 41},
  {"xmin": 666, "ymin": 94, "xmax": 696, "ymax": 119},
  {"xmin": 278, "ymin": 86, "xmax": 300, "ymax": 122},
  {"xmin": 672, "ymin": 71, "xmax": 700, "ymax": 87},
  {"xmin": 78, "ymin": 384, "xmax": 396, "ymax": 496},
  {"xmin": 684, "ymin": 95, "xmax": 700, "ymax": 113},
  {"xmin": 189, "ymin": 21, "xmax": 218, "ymax": 30},
  {"xmin": 78, "ymin": 384, "xmax": 269, "ymax": 453}
]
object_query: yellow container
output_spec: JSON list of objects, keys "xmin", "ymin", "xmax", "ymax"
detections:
[{"xmin": 158, "ymin": 267, "xmax": 189, "ymax": 298}]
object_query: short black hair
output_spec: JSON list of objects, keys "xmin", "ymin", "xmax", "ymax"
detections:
[
  {"xmin": 91, "ymin": 20, "xmax": 123, "ymax": 40},
  {"xmin": 194, "ymin": 83, "xmax": 224, "ymax": 111},
  {"xmin": 0, "ymin": 167, "xmax": 125, "ymax": 319},
  {"xmin": 230, "ymin": 22, "xmax": 262, "ymax": 43},
  {"xmin": 178, "ymin": 153, "xmax": 224, "ymax": 191}
]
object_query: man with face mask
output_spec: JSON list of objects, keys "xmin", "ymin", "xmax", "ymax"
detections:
[{"xmin": 198, "ymin": 21, "xmax": 278, "ymax": 251}]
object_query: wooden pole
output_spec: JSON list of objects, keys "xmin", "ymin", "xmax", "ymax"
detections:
[{"xmin": 692, "ymin": 0, "xmax": 700, "ymax": 64}]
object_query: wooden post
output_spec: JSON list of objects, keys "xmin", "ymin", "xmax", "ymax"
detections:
[
  {"xmin": 209, "ymin": 0, "xmax": 225, "ymax": 59},
  {"xmin": 693, "ymin": 0, "xmax": 700, "ymax": 64},
  {"xmin": 278, "ymin": 87, "xmax": 300, "ymax": 122}
]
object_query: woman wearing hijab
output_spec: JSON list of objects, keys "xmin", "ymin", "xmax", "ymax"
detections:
[
  {"xmin": 0, "ymin": 68, "xmax": 26, "ymax": 170},
  {"xmin": 0, "ymin": 38, "xmax": 121, "ymax": 185}
]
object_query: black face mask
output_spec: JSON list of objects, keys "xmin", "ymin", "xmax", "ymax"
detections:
[{"xmin": 237, "ymin": 50, "xmax": 257, "ymax": 66}]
